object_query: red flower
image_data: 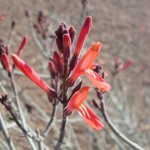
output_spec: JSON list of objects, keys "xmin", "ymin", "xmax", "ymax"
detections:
[
  {"xmin": 70, "ymin": 16, "xmax": 92, "ymax": 70},
  {"xmin": 17, "ymin": 35, "xmax": 28, "ymax": 57},
  {"xmin": 73, "ymin": 16, "xmax": 92, "ymax": 57},
  {"xmin": 1, "ymin": 53, "xmax": 11, "ymax": 74},
  {"xmin": 67, "ymin": 42, "xmax": 111, "ymax": 92},
  {"xmin": 65, "ymin": 87, "xmax": 103, "ymax": 130},
  {"xmin": 85, "ymin": 69, "xmax": 111, "ymax": 91},
  {"xmin": 12, "ymin": 54, "xmax": 56, "ymax": 98}
]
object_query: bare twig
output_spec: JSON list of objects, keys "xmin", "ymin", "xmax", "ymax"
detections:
[
  {"xmin": 9, "ymin": 73, "xmax": 37, "ymax": 150},
  {"xmin": 100, "ymin": 98, "xmax": 144, "ymax": 150},
  {"xmin": 36, "ymin": 129, "xmax": 44, "ymax": 150},
  {"xmin": 0, "ymin": 114, "xmax": 16, "ymax": 150},
  {"xmin": 43, "ymin": 100, "xmax": 57, "ymax": 137}
]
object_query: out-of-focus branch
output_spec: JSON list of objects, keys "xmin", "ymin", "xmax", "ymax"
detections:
[
  {"xmin": 9, "ymin": 72, "xmax": 37, "ymax": 150},
  {"xmin": 100, "ymin": 98, "xmax": 144, "ymax": 150},
  {"xmin": 42, "ymin": 100, "xmax": 57, "ymax": 137},
  {"xmin": 0, "ymin": 114, "xmax": 16, "ymax": 150}
]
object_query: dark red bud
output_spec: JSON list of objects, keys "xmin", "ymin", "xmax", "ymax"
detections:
[
  {"xmin": 1, "ymin": 53, "xmax": 11, "ymax": 75},
  {"xmin": 47, "ymin": 88, "xmax": 57, "ymax": 98},
  {"xmin": 69, "ymin": 54, "xmax": 78, "ymax": 73},
  {"xmin": 69, "ymin": 26, "xmax": 75, "ymax": 44},
  {"xmin": 96, "ymin": 90, "xmax": 103, "ymax": 100},
  {"xmin": 92, "ymin": 99, "xmax": 99, "ymax": 108},
  {"xmin": 63, "ymin": 34, "xmax": 71, "ymax": 59},
  {"xmin": 56, "ymin": 38, "xmax": 63, "ymax": 52},
  {"xmin": 68, "ymin": 81, "xmax": 82, "ymax": 100},
  {"xmin": 48, "ymin": 60, "xmax": 56, "ymax": 78},
  {"xmin": 53, "ymin": 52, "xmax": 63, "ymax": 74},
  {"xmin": 66, "ymin": 77, "xmax": 75, "ymax": 87},
  {"xmin": 51, "ymin": 78, "xmax": 56, "ymax": 88}
]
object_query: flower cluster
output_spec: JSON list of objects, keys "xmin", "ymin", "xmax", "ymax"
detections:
[{"xmin": 11, "ymin": 16, "xmax": 111, "ymax": 130}]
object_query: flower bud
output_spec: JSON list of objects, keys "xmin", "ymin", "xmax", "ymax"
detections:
[
  {"xmin": 17, "ymin": 35, "xmax": 28, "ymax": 57},
  {"xmin": 69, "ymin": 26, "xmax": 75, "ymax": 44},
  {"xmin": 48, "ymin": 60, "xmax": 56, "ymax": 79},
  {"xmin": 1, "ymin": 53, "xmax": 11, "ymax": 75},
  {"xmin": 53, "ymin": 52, "xmax": 64, "ymax": 74},
  {"xmin": 63, "ymin": 34, "xmax": 71, "ymax": 59},
  {"xmin": 92, "ymin": 99, "xmax": 99, "ymax": 108}
]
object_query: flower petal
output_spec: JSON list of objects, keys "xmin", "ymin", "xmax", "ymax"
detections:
[
  {"xmin": 17, "ymin": 35, "xmax": 28, "ymax": 57},
  {"xmin": 77, "ymin": 104, "xmax": 103, "ymax": 130},
  {"xmin": 12, "ymin": 54, "xmax": 56, "ymax": 98},
  {"xmin": 1, "ymin": 53, "xmax": 11, "ymax": 74},
  {"xmin": 85, "ymin": 69, "xmax": 111, "ymax": 92},
  {"xmin": 74, "ymin": 16, "xmax": 92, "ymax": 56},
  {"xmin": 65, "ymin": 86, "xmax": 90, "ymax": 115},
  {"xmin": 67, "ymin": 42, "xmax": 101, "ymax": 87}
]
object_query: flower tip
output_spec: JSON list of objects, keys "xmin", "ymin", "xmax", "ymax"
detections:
[{"xmin": 85, "ymin": 16, "xmax": 92, "ymax": 26}]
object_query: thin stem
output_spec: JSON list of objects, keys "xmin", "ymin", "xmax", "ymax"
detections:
[
  {"xmin": 54, "ymin": 109, "xmax": 67, "ymax": 150},
  {"xmin": 100, "ymin": 98, "xmax": 144, "ymax": 150},
  {"xmin": 55, "ymin": 59, "xmax": 68, "ymax": 150},
  {"xmin": 36, "ymin": 129, "xmax": 44, "ymax": 150},
  {"xmin": 9, "ymin": 108, "xmax": 43, "ymax": 142},
  {"xmin": 9, "ymin": 73, "xmax": 37, "ymax": 150},
  {"xmin": 42, "ymin": 100, "xmax": 57, "ymax": 137},
  {"xmin": 0, "ymin": 114, "xmax": 16, "ymax": 150}
]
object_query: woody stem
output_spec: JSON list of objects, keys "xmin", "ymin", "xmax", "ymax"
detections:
[
  {"xmin": 100, "ymin": 98, "xmax": 144, "ymax": 150},
  {"xmin": 55, "ymin": 59, "xmax": 68, "ymax": 150}
]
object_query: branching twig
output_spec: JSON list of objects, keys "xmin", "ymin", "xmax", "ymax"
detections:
[
  {"xmin": 100, "ymin": 98, "xmax": 144, "ymax": 150},
  {"xmin": 42, "ymin": 100, "xmax": 57, "ymax": 137},
  {"xmin": 0, "ymin": 114, "xmax": 16, "ymax": 150},
  {"xmin": 9, "ymin": 73, "xmax": 37, "ymax": 150}
]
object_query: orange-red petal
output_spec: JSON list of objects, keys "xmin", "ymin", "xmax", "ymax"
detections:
[
  {"xmin": 77, "ymin": 104, "xmax": 103, "ymax": 130},
  {"xmin": 17, "ymin": 35, "xmax": 28, "ymax": 57},
  {"xmin": 85, "ymin": 69, "xmax": 111, "ymax": 92},
  {"xmin": 12, "ymin": 54, "xmax": 56, "ymax": 98},
  {"xmin": 74, "ymin": 16, "xmax": 92, "ymax": 56},
  {"xmin": 67, "ymin": 42, "xmax": 101, "ymax": 87},
  {"xmin": 1, "ymin": 53, "xmax": 11, "ymax": 74},
  {"xmin": 65, "ymin": 86, "xmax": 90, "ymax": 115}
]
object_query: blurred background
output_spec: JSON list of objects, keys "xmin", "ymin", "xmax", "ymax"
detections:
[{"xmin": 0, "ymin": 0, "xmax": 150, "ymax": 149}]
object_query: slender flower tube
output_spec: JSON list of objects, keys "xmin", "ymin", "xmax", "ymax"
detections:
[
  {"xmin": 85, "ymin": 69, "xmax": 111, "ymax": 92},
  {"xmin": 12, "ymin": 54, "xmax": 56, "ymax": 98},
  {"xmin": 1, "ymin": 53, "xmax": 12, "ymax": 74},
  {"xmin": 70, "ymin": 16, "xmax": 92, "ymax": 69},
  {"xmin": 17, "ymin": 35, "xmax": 28, "ymax": 57},
  {"xmin": 67, "ymin": 42, "xmax": 101, "ymax": 86},
  {"xmin": 65, "ymin": 87, "xmax": 103, "ymax": 130},
  {"xmin": 74, "ymin": 16, "xmax": 92, "ymax": 57}
]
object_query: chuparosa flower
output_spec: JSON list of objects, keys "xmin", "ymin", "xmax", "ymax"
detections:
[
  {"xmin": 65, "ymin": 87, "xmax": 103, "ymax": 130},
  {"xmin": 67, "ymin": 42, "xmax": 111, "ymax": 92},
  {"xmin": 12, "ymin": 54, "xmax": 56, "ymax": 98}
]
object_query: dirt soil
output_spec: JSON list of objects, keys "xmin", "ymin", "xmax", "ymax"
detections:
[{"xmin": 0, "ymin": 0, "xmax": 150, "ymax": 150}]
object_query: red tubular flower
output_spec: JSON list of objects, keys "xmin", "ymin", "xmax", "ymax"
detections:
[
  {"xmin": 67, "ymin": 42, "xmax": 111, "ymax": 92},
  {"xmin": 1, "ymin": 53, "xmax": 11, "ymax": 74},
  {"xmin": 70, "ymin": 16, "xmax": 92, "ymax": 69},
  {"xmin": 63, "ymin": 34, "xmax": 71, "ymax": 59},
  {"xmin": 53, "ymin": 51, "xmax": 64, "ymax": 74},
  {"xmin": 17, "ymin": 35, "xmax": 28, "ymax": 57},
  {"xmin": 74, "ymin": 16, "xmax": 92, "ymax": 56},
  {"xmin": 85, "ymin": 69, "xmax": 111, "ymax": 92},
  {"xmin": 67, "ymin": 42, "xmax": 101, "ymax": 86},
  {"xmin": 65, "ymin": 87, "xmax": 103, "ymax": 130},
  {"xmin": 12, "ymin": 54, "xmax": 56, "ymax": 98}
]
